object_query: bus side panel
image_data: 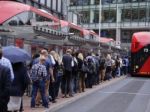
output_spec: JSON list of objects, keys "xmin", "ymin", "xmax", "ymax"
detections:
[{"xmin": 139, "ymin": 57, "xmax": 150, "ymax": 75}]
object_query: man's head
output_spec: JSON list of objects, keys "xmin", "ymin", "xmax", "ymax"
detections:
[
  {"xmin": 39, "ymin": 55, "xmax": 46, "ymax": 64},
  {"xmin": 66, "ymin": 49, "xmax": 72, "ymax": 54},
  {"xmin": 40, "ymin": 49, "xmax": 48, "ymax": 58}
]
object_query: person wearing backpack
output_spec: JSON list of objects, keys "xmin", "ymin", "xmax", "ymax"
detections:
[
  {"xmin": 115, "ymin": 56, "xmax": 121, "ymax": 77},
  {"xmin": 77, "ymin": 53, "xmax": 86, "ymax": 93},
  {"xmin": 86, "ymin": 58, "xmax": 95, "ymax": 88},
  {"xmin": 72, "ymin": 52, "xmax": 79, "ymax": 93},
  {"xmin": 99, "ymin": 58, "xmax": 106, "ymax": 82},
  {"xmin": 122, "ymin": 56, "xmax": 128, "ymax": 75},
  {"xmin": 105, "ymin": 54, "xmax": 113, "ymax": 80}
]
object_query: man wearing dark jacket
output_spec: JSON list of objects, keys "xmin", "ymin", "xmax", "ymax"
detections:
[
  {"xmin": 0, "ymin": 64, "xmax": 11, "ymax": 112},
  {"xmin": 62, "ymin": 49, "xmax": 73, "ymax": 97}
]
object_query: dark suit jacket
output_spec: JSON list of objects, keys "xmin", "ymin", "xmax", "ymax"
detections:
[
  {"xmin": 10, "ymin": 62, "xmax": 30, "ymax": 96},
  {"xmin": 62, "ymin": 53, "xmax": 73, "ymax": 72},
  {"xmin": 0, "ymin": 64, "xmax": 11, "ymax": 103}
]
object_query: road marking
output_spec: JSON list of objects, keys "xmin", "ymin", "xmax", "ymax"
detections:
[{"xmin": 98, "ymin": 91, "xmax": 150, "ymax": 96}]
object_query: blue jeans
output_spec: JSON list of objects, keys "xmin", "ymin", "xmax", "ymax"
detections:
[{"xmin": 31, "ymin": 80, "xmax": 48, "ymax": 108}]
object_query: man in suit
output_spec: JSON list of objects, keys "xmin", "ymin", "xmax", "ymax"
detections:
[
  {"xmin": 0, "ymin": 63, "xmax": 11, "ymax": 111},
  {"xmin": 62, "ymin": 49, "xmax": 74, "ymax": 97}
]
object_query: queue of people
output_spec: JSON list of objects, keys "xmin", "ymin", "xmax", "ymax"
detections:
[
  {"xmin": 29, "ymin": 48, "xmax": 129, "ymax": 109},
  {"xmin": 0, "ymin": 46, "xmax": 130, "ymax": 112}
]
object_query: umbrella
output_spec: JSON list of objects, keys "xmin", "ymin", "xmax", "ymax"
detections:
[{"xmin": 2, "ymin": 46, "xmax": 31, "ymax": 63}]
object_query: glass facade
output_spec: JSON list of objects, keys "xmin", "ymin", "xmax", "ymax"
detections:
[
  {"xmin": 68, "ymin": 0, "xmax": 150, "ymax": 47},
  {"xmin": 77, "ymin": 11, "xmax": 90, "ymax": 24},
  {"xmin": 102, "ymin": 9, "xmax": 116, "ymax": 23},
  {"xmin": 70, "ymin": 0, "xmax": 90, "ymax": 6}
]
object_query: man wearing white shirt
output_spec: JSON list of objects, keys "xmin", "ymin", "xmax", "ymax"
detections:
[{"xmin": 0, "ymin": 46, "xmax": 14, "ymax": 81}]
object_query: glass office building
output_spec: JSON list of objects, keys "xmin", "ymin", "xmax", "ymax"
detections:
[{"xmin": 68, "ymin": 0, "xmax": 150, "ymax": 48}]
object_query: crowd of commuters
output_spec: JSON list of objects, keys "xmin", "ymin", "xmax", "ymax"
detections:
[
  {"xmin": 29, "ymin": 48, "xmax": 129, "ymax": 109},
  {"xmin": 0, "ymin": 46, "xmax": 130, "ymax": 112}
]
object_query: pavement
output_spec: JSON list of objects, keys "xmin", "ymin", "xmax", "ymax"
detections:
[{"xmin": 23, "ymin": 76, "xmax": 126, "ymax": 112}]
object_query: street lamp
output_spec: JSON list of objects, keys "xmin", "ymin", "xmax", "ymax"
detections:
[{"xmin": 99, "ymin": 0, "xmax": 102, "ymax": 37}]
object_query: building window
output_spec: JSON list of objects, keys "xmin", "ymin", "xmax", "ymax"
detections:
[
  {"xmin": 122, "ymin": 9, "xmax": 132, "ymax": 22},
  {"xmin": 94, "ymin": 0, "xmax": 99, "ymax": 4},
  {"xmin": 77, "ymin": 0, "xmax": 90, "ymax": 6},
  {"xmin": 93, "ymin": 11, "xmax": 99, "ymax": 23},
  {"xmin": 102, "ymin": 0, "xmax": 115, "ymax": 4},
  {"xmin": 78, "ymin": 11, "xmax": 90, "ymax": 24},
  {"xmin": 139, "ymin": 8, "xmax": 146, "ymax": 22},
  {"xmin": 102, "ymin": 10, "xmax": 116, "ymax": 23},
  {"xmin": 132, "ymin": 8, "xmax": 139, "ymax": 22},
  {"xmin": 70, "ymin": 0, "xmax": 76, "ymax": 6},
  {"xmin": 101, "ymin": 30, "xmax": 116, "ymax": 40},
  {"xmin": 122, "ymin": 8, "xmax": 146, "ymax": 22}
]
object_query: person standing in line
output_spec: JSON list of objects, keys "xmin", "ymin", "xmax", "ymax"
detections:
[
  {"xmin": 53, "ymin": 52, "xmax": 63, "ymax": 98},
  {"xmin": 105, "ymin": 54, "xmax": 113, "ymax": 80},
  {"xmin": 33, "ymin": 49, "xmax": 54, "ymax": 106},
  {"xmin": 8, "ymin": 62, "xmax": 30, "ymax": 112},
  {"xmin": 0, "ymin": 52, "xmax": 11, "ymax": 112},
  {"xmin": 30, "ymin": 55, "xmax": 48, "ymax": 108},
  {"xmin": 0, "ymin": 46, "xmax": 14, "ymax": 81},
  {"xmin": 49, "ymin": 51, "xmax": 57, "ymax": 103},
  {"xmin": 77, "ymin": 53, "xmax": 85, "ymax": 93},
  {"xmin": 115, "ymin": 55, "xmax": 121, "ymax": 77},
  {"xmin": 99, "ymin": 57, "xmax": 106, "ymax": 82},
  {"xmin": 62, "ymin": 49, "xmax": 74, "ymax": 97},
  {"xmin": 72, "ymin": 52, "xmax": 79, "ymax": 94}
]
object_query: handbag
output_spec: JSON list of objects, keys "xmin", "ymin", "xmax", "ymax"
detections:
[{"xmin": 7, "ymin": 96, "xmax": 22, "ymax": 111}]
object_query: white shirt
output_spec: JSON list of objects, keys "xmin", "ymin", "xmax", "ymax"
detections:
[
  {"xmin": 49, "ymin": 55, "xmax": 56, "ymax": 65},
  {"xmin": 0, "ymin": 57, "xmax": 14, "ymax": 81}
]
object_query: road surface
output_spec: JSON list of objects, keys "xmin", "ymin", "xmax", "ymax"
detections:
[{"xmin": 55, "ymin": 77, "xmax": 150, "ymax": 112}]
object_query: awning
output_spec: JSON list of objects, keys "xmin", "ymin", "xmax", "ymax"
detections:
[{"xmin": 100, "ymin": 37, "xmax": 114, "ymax": 43}]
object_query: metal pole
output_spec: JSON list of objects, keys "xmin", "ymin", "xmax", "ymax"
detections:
[{"xmin": 99, "ymin": 0, "xmax": 102, "ymax": 37}]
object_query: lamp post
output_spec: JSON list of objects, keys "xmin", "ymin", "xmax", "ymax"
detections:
[
  {"xmin": 98, "ymin": 0, "xmax": 102, "ymax": 56},
  {"xmin": 99, "ymin": 0, "xmax": 102, "ymax": 37}
]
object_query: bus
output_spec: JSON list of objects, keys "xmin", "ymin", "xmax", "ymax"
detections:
[{"xmin": 131, "ymin": 32, "xmax": 150, "ymax": 76}]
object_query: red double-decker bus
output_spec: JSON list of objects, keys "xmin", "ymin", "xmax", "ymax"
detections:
[{"xmin": 131, "ymin": 32, "xmax": 150, "ymax": 76}]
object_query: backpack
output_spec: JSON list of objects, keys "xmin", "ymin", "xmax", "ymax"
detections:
[
  {"xmin": 81, "ymin": 63, "xmax": 88, "ymax": 73},
  {"xmin": 87, "ymin": 60, "xmax": 95, "ymax": 74},
  {"xmin": 100, "ymin": 59, "xmax": 106, "ymax": 70}
]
